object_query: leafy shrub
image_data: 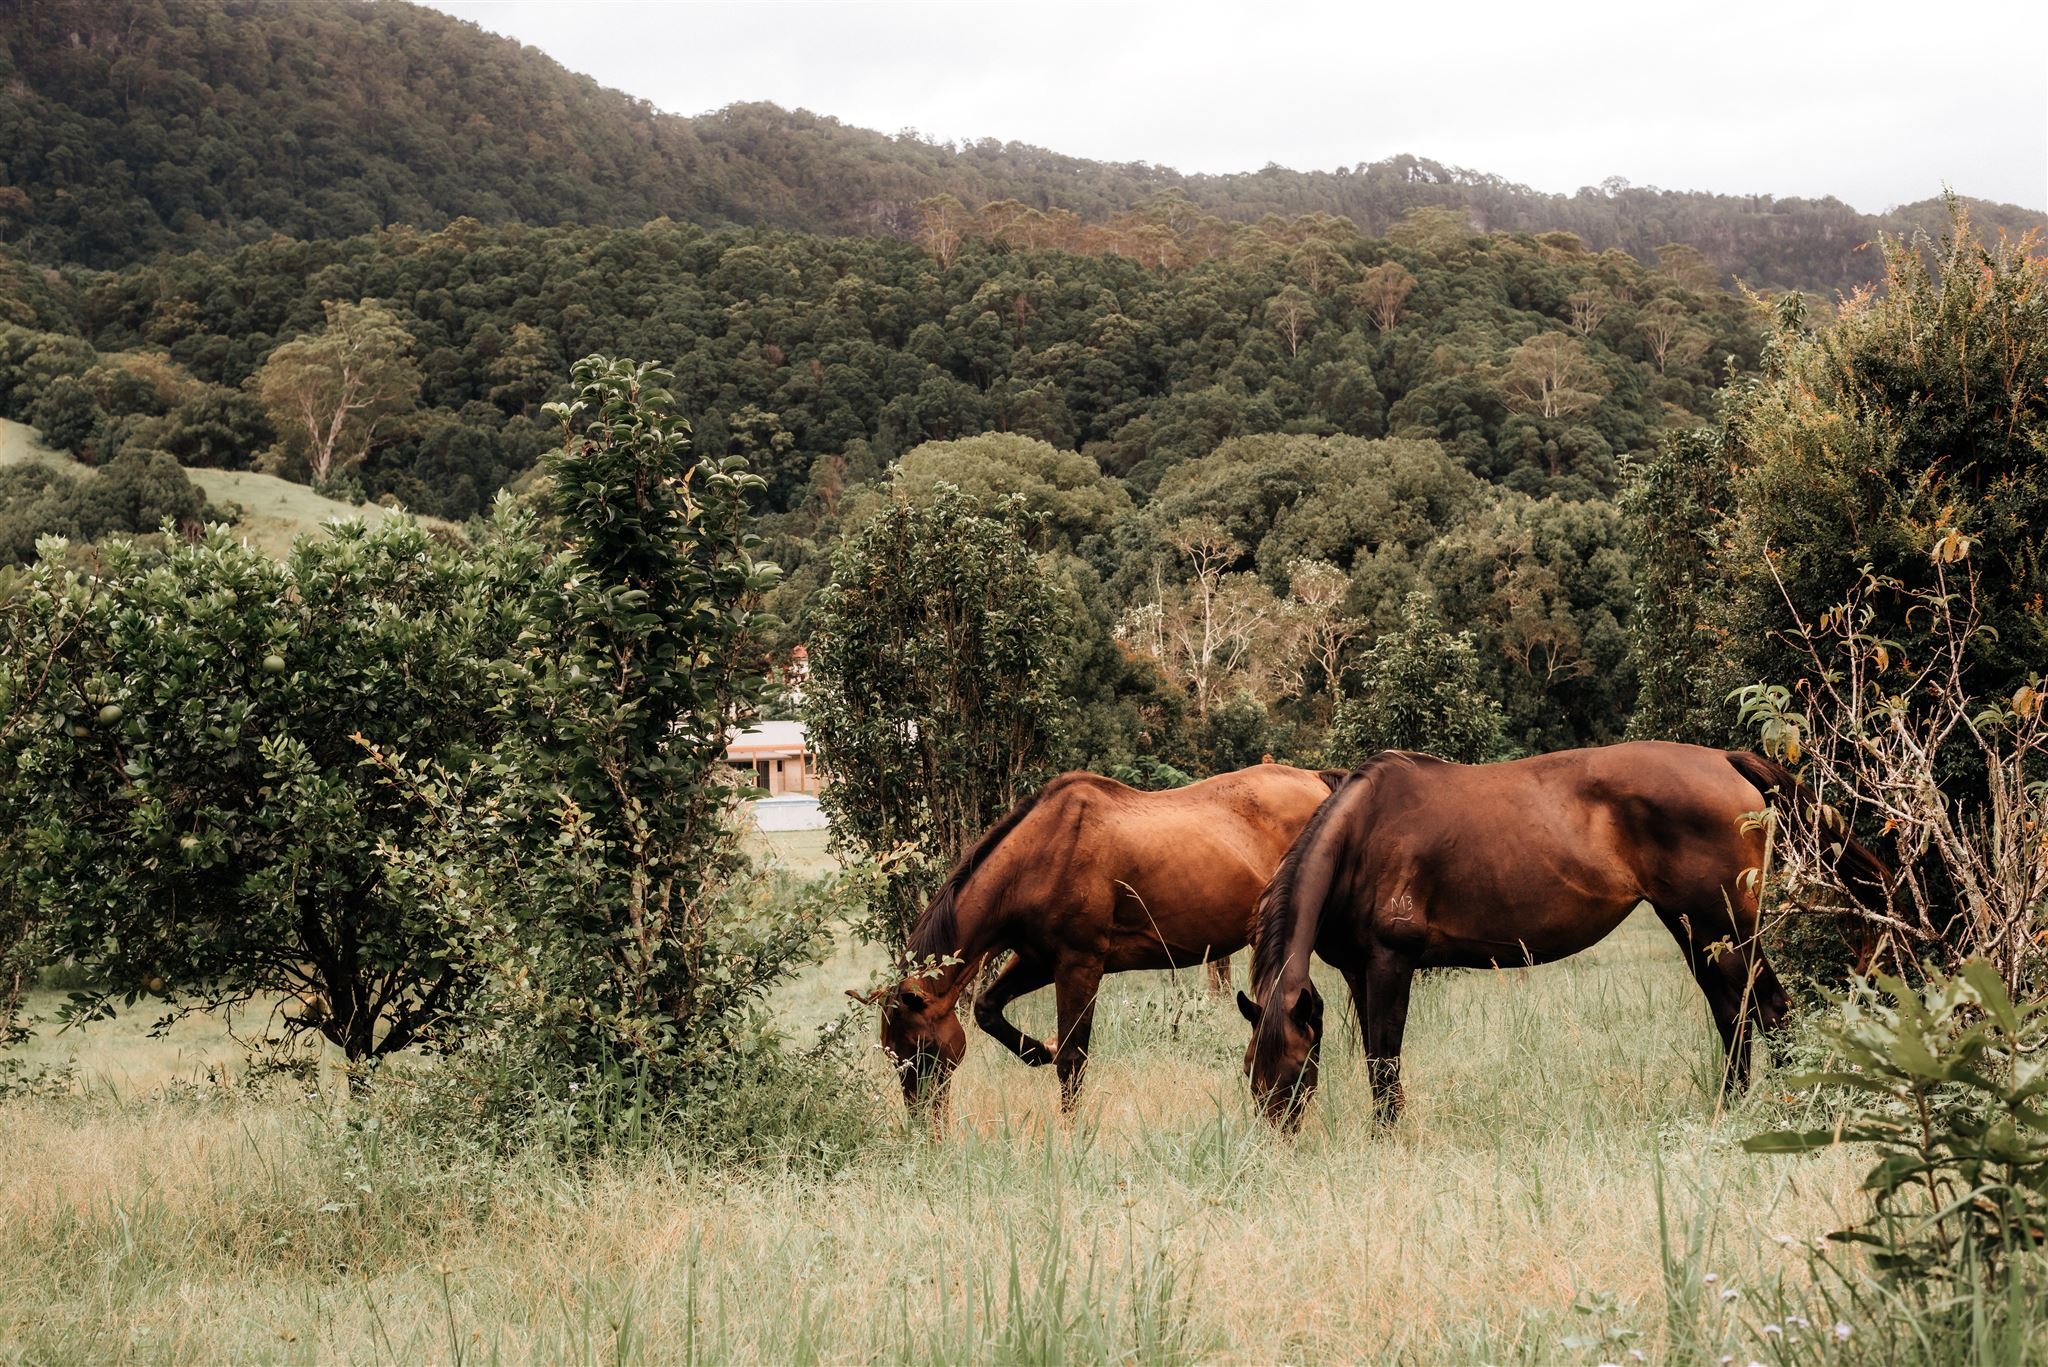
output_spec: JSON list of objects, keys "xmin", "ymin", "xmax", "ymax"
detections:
[
  {"xmin": 1327, "ymin": 590, "xmax": 1511, "ymax": 765},
  {"xmin": 1735, "ymin": 541, "xmax": 2048, "ymax": 994},
  {"xmin": 0, "ymin": 515, "xmax": 530, "ymax": 1060},
  {"xmin": 363, "ymin": 356, "xmax": 816, "ymax": 1125},
  {"xmin": 0, "ymin": 449, "xmax": 207, "ymax": 564},
  {"xmin": 805, "ymin": 487, "xmax": 1066, "ymax": 949},
  {"xmin": 1747, "ymin": 964, "xmax": 2048, "ymax": 1349}
]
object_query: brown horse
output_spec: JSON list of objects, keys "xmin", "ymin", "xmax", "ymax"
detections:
[
  {"xmin": 1240, "ymin": 743, "xmax": 1892, "ymax": 1130},
  {"xmin": 854, "ymin": 763, "xmax": 1344, "ymax": 1117}
]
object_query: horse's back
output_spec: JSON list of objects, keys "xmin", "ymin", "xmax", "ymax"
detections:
[
  {"xmin": 1000, "ymin": 764, "xmax": 1334, "ymax": 968},
  {"xmin": 1337, "ymin": 742, "xmax": 1765, "ymax": 965}
]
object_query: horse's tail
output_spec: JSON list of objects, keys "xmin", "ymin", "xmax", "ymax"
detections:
[
  {"xmin": 1725, "ymin": 751, "xmax": 1893, "ymax": 922},
  {"xmin": 904, "ymin": 778, "xmax": 1062, "ymax": 963}
]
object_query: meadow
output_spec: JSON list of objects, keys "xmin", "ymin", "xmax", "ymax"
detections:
[{"xmin": 0, "ymin": 831, "xmax": 1869, "ymax": 1366}]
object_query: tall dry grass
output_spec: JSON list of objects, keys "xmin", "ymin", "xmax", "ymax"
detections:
[{"xmin": 0, "ymin": 908, "xmax": 1869, "ymax": 1364}]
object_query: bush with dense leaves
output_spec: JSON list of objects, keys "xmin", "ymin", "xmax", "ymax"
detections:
[
  {"xmin": 805, "ymin": 487, "xmax": 1067, "ymax": 950},
  {"xmin": 0, "ymin": 515, "xmax": 533, "ymax": 1061}
]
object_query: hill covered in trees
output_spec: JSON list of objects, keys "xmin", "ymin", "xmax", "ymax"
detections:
[
  {"xmin": 1, "ymin": 0, "xmax": 2038, "ymax": 290},
  {"xmin": 0, "ymin": 207, "xmax": 1757, "ymax": 756}
]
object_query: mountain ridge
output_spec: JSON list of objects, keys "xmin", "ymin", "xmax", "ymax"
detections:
[{"xmin": 1, "ymin": 0, "xmax": 2040, "ymax": 289}]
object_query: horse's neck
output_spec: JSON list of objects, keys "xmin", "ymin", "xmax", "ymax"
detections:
[
  {"xmin": 1277, "ymin": 894, "xmax": 1324, "ymax": 1001},
  {"xmin": 905, "ymin": 885, "xmax": 998, "ymax": 1003}
]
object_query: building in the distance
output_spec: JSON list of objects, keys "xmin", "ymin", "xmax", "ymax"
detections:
[{"xmin": 724, "ymin": 718, "xmax": 821, "ymax": 796}]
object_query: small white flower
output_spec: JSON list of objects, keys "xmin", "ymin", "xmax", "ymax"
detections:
[
  {"xmin": 1628, "ymin": 1351, "xmax": 1647, "ymax": 1363},
  {"xmin": 1788, "ymin": 1315, "xmax": 1811, "ymax": 1330},
  {"xmin": 1763, "ymin": 1324, "xmax": 1782, "ymax": 1336},
  {"xmin": 1720, "ymin": 1288, "xmax": 1740, "ymax": 1302},
  {"xmin": 1834, "ymin": 1322, "xmax": 1852, "ymax": 1341},
  {"xmin": 1703, "ymin": 1272, "xmax": 1720, "ymax": 1284}
]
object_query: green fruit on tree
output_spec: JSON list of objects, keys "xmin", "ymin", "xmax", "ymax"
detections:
[
  {"xmin": 263, "ymin": 654, "xmax": 286, "ymax": 674},
  {"xmin": 98, "ymin": 703, "xmax": 123, "ymax": 725}
]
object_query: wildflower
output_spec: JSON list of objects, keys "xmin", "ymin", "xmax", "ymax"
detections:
[
  {"xmin": 1629, "ymin": 1352, "xmax": 1646, "ymax": 1363},
  {"xmin": 1787, "ymin": 1315, "xmax": 1810, "ymax": 1330},
  {"xmin": 1703, "ymin": 1272, "xmax": 1720, "ymax": 1284},
  {"xmin": 1720, "ymin": 1288, "xmax": 1740, "ymax": 1302},
  {"xmin": 1834, "ymin": 1322, "xmax": 1852, "ymax": 1341},
  {"xmin": 1762, "ymin": 1324, "xmax": 1782, "ymax": 1336}
]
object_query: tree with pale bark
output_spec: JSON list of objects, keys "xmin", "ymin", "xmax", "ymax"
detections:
[
  {"xmin": 1498, "ymin": 331, "xmax": 1610, "ymax": 419},
  {"xmin": 1349, "ymin": 261, "xmax": 1416, "ymax": 332},
  {"xmin": 253, "ymin": 300, "xmax": 421, "ymax": 490}
]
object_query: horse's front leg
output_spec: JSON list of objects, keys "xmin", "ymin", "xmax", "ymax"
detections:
[
  {"xmin": 1051, "ymin": 953, "xmax": 1106, "ymax": 1114},
  {"xmin": 972, "ymin": 953, "xmax": 1056, "ymax": 1066},
  {"xmin": 1343, "ymin": 955, "xmax": 1415, "ymax": 1127}
]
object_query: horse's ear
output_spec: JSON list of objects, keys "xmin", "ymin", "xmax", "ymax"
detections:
[
  {"xmin": 899, "ymin": 987, "xmax": 927, "ymax": 1012},
  {"xmin": 1289, "ymin": 986, "xmax": 1322, "ymax": 1030},
  {"xmin": 1236, "ymin": 990, "xmax": 1260, "ymax": 1025}
]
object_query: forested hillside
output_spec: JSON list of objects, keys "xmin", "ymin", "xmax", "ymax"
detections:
[
  {"xmin": 2, "ymin": 0, "xmax": 2038, "ymax": 289},
  {"xmin": 17, "ymin": 213, "xmax": 1747, "ymax": 508},
  {"xmin": 0, "ymin": 207, "xmax": 1752, "ymax": 756}
]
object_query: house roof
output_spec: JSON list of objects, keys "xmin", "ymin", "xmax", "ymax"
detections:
[{"xmin": 726, "ymin": 718, "xmax": 810, "ymax": 759}]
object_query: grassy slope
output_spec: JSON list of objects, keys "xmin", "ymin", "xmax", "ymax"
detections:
[
  {"xmin": 0, "ymin": 416, "xmax": 447, "ymax": 559},
  {"xmin": 0, "ymin": 866, "xmax": 1865, "ymax": 1364}
]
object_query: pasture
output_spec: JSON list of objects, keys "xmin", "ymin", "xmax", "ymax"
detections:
[
  {"xmin": 0, "ymin": 415, "xmax": 448, "ymax": 558},
  {"xmin": 0, "ymin": 837, "xmax": 1865, "ymax": 1366}
]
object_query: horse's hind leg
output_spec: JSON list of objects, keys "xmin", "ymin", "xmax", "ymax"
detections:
[
  {"xmin": 973, "ymin": 953, "xmax": 1055, "ymax": 1067},
  {"xmin": 1652, "ymin": 897, "xmax": 1781, "ymax": 1093},
  {"xmin": 1051, "ymin": 955, "xmax": 1106, "ymax": 1113},
  {"xmin": 1344, "ymin": 956, "xmax": 1416, "ymax": 1127}
]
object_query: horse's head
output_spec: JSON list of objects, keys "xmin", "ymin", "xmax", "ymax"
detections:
[
  {"xmin": 852, "ymin": 981, "xmax": 967, "ymax": 1113},
  {"xmin": 1238, "ymin": 983, "xmax": 1323, "ymax": 1131}
]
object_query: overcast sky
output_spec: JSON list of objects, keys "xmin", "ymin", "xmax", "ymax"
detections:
[{"xmin": 424, "ymin": 1, "xmax": 2048, "ymax": 214}]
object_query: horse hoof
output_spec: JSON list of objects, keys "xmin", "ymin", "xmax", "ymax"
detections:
[{"xmin": 1019, "ymin": 1040, "xmax": 1055, "ymax": 1067}]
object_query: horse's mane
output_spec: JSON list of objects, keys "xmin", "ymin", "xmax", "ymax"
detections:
[
  {"xmin": 904, "ymin": 779, "xmax": 1063, "ymax": 963},
  {"xmin": 1250, "ymin": 751, "xmax": 1426, "ymax": 1002}
]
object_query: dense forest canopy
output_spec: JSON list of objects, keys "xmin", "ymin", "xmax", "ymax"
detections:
[
  {"xmin": 1, "ymin": 0, "xmax": 2039, "ymax": 290},
  {"xmin": 0, "ymin": 0, "xmax": 2039, "ymax": 788}
]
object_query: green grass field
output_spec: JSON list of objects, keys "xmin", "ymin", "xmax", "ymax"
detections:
[
  {"xmin": 0, "ymin": 416, "xmax": 447, "ymax": 558},
  {"xmin": 0, "ymin": 829, "xmax": 1875, "ymax": 1365}
]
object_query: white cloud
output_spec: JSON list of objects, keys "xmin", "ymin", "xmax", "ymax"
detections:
[{"xmin": 424, "ymin": 0, "xmax": 2048, "ymax": 212}]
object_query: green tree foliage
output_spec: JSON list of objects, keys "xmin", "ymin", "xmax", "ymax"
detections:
[
  {"xmin": 1621, "ymin": 428, "xmax": 1734, "ymax": 744},
  {"xmin": 1327, "ymin": 591, "xmax": 1509, "ymax": 765},
  {"xmin": 805, "ymin": 489, "xmax": 1066, "ymax": 949},
  {"xmin": 0, "ymin": 518, "xmax": 527, "ymax": 1061},
  {"xmin": 0, "ymin": 0, "xmax": 2037, "ymax": 291},
  {"xmin": 0, "ymin": 449, "xmax": 205, "ymax": 564},
  {"xmin": 253, "ymin": 300, "xmax": 422, "ymax": 491},
  {"xmin": 496, "ymin": 356, "xmax": 787, "ymax": 1064},
  {"xmin": 887, "ymin": 433, "xmax": 1132, "ymax": 553},
  {"xmin": 1716, "ymin": 215, "xmax": 2048, "ymax": 712},
  {"xmin": 35, "ymin": 214, "xmax": 1753, "ymax": 519}
]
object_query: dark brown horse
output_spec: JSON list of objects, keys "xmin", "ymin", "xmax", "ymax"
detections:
[
  {"xmin": 854, "ymin": 763, "xmax": 1344, "ymax": 1117},
  {"xmin": 1240, "ymin": 743, "xmax": 1892, "ymax": 1129}
]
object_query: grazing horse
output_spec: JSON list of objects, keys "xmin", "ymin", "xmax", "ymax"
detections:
[
  {"xmin": 1240, "ymin": 743, "xmax": 1893, "ymax": 1130},
  {"xmin": 853, "ymin": 763, "xmax": 1345, "ymax": 1117}
]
